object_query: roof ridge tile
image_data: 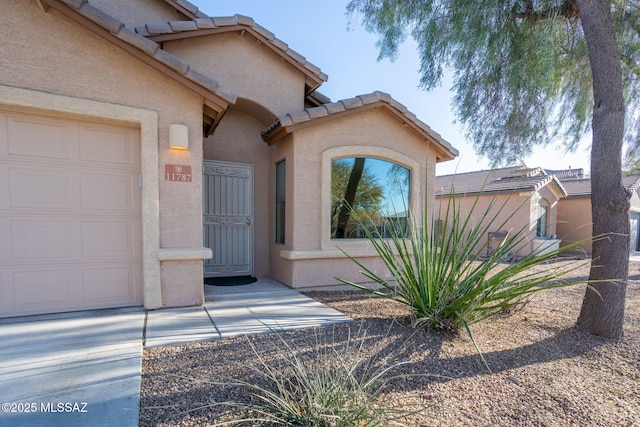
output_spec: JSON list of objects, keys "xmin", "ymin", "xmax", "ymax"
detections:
[
  {"xmin": 174, "ymin": 0, "xmax": 199, "ymax": 16},
  {"xmin": 116, "ymin": 27, "xmax": 160, "ymax": 55},
  {"xmin": 194, "ymin": 18, "xmax": 216, "ymax": 29},
  {"xmin": 234, "ymin": 14, "xmax": 255, "ymax": 26},
  {"xmin": 146, "ymin": 23, "xmax": 173, "ymax": 35},
  {"xmin": 154, "ymin": 48, "xmax": 190, "ymax": 75},
  {"xmin": 211, "ymin": 16, "xmax": 238, "ymax": 27},
  {"xmin": 168, "ymin": 20, "xmax": 198, "ymax": 32},
  {"xmin": 79, "ymin": 3, "xmax": 124, "ymax": 34},
  {"xmin": 61, "ymin": 0, "xmax": 86, "ymax": 9}
]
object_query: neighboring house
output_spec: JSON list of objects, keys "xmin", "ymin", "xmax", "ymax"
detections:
[
  {"xmin": 0, "ymin": 0, "xmax": 457, "ymax": 318},
  {"xmin": 435, "ymin": 166, "xmax": 567, "ymax": 257},
  {"xmin": 556, "ymin": 174, "xmax": 640, "ymax": 256}
]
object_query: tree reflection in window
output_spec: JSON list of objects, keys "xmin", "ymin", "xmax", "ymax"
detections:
[{"xmin": 331, "ymin": 157, "xmax": 410, "ymax": 239}]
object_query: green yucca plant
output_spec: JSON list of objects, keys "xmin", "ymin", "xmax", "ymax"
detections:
[
  {"xmin": 212, "ymin": 326, "xmax": 422, "ymax": 426},
  {"xmin": 337, "ymin": 189, "xmax": 595, "ymax": 335}
]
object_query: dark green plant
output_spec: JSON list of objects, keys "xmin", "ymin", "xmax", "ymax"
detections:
[{"xmin": 337, "ymin": 191, "xmax": 595, "ymax": 336}]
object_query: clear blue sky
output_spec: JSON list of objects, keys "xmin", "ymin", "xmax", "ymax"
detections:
[{"xmin": 202, "ymin": 1, "xmax": 592, "ymax": 176}]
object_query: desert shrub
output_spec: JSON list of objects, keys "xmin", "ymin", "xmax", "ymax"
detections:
[
  {"xmin": 213, "ymin": 326, "xmax": 421, "ymax": 426},
  {"xmin": 337, "ymin": 191, "xmax": 593, "ymax": 335}
]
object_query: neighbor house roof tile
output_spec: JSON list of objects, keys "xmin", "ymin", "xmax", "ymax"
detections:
[
  {"xmin": 435, "ymin": 166, "xmax": 567, "ymax": 197},
  {"xmin": 561, "ymin": 174, "xmax": 640, "ymax": 198}
]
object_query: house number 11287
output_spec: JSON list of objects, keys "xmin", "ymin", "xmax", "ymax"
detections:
[{"xmin": 165, "ymin": 164, "xmax": 192, "ymax": 182}]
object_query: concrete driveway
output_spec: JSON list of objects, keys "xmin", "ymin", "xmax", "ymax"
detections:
[{"xmin": 0, "ymin": 308, "xmax": 144, "ymax": 427}]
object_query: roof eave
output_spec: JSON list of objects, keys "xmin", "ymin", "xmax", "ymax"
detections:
[
  {"xmin": 42, "ymin": 0, "xmax": 236, "ymax": 131},
  {"xmin": 145, "ymin": 24, "xmax": 327, "ymax": 93},
  {"xmin": 262, "ymin": 97, "xmax": 458, "ymax": 160}
]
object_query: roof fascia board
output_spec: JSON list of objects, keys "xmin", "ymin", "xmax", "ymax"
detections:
[
  {"xmin": 147, "ymin": 26, "xmax": 326, "ymax": 90},
  {"xmin": 42, "ymin": 0, "xmax": 232, "ymax": 118}
]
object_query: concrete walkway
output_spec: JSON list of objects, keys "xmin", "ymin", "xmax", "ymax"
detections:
[
  {"xmin": 0, "ymin": 278, "xmax": 351, "ymax": 426},
  {"xmin": 145, "ymin": 277, "xmax": 352, "ymax": 347}
]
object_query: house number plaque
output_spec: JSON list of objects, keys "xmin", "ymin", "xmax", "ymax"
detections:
[{"xmin": 165, "ymin": 164, "xmax": 192, "ymax": 182}]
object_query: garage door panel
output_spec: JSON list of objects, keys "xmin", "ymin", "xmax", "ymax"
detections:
[
  {"xmin": 12, "ymin": 269, "xmax": 77, "ymax": 311},
  {"xmin": 7, "ymin": 115, "xmax": 71, "ymax": 160},
  {"xmin": 8, "ymin": 167, "xmax": 72, "ymax": 209},
  {"xmin": 80, "ymin": 173, "xmax": 138, "ymax": 212},
  {"xmin": 81, "ymin": 221, "xmax": 140, "ymax": 259},
  {"xmin": 79, "ymin": 125, "xmax": 139, "ymax": 166},
  {"xmin": 0, "ymin": 111, "xmax": 142, "ymax": 318},
  {"xmin": 10, "ymin": 220, "xmax": 74, "ymax": 260},
  {"xmin": 82, "ymin": 266, "xmax": 141, "ymax": 304}
]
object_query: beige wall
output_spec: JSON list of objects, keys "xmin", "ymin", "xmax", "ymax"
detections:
[
  {"xmin": 436, "ymin": 183, "xmax": 563, "ymax": 257},
  {"xmin": 165, "ymin": 33, "xmax": 306, "ymax": 116},
  {"xmin": 436, "ymin": 192, "xmax": 535, "ymax": 257},
  {"xmin": 557, "ymin": 197, "xmax": 593, "ymax": 255},
  {"xmin": 2, "ymin": 2, "xmax": 211, "ymax": 309},
  {"xmin": 90, "ymin": 0, "xmax": 185, "ymax": 28},
  {"xmin": 270, "ymin": 108, "xmax": 438, "ymax": 289}
]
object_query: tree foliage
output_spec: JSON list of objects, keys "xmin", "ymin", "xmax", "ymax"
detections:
[
  {"xmin": 348, "ymin": 0, "xmax": 639, "ymax": 339},
  {"xmin": 331, "ymin": 158, "xmax": 384, "ymax": 238},
  {"xmin": 347, "ymin": 0, "xmax": 640, "ymax": 164}
]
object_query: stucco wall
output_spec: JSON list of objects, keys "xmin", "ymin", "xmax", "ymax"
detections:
[
  {"xmin": 90, "ymin": 0, "xmax": 185, "ymax": 28},
  {"xmin": 2, "ymin": 2, "xmax": 209, "ymax": 308},
  {"xmin": 436, "ymin": 192, "xmax": 535, "ymax": 257},
  {"xmin": 204, "ymin": 110, "xmax": 270, "ymax": 277},
  {"xmin": 534, "ymin": 184, "xmax": 561, "ymax": 237},
  {"xmin": 165, "ymin": 32, "xmax": 306, "ymax": 116},
  {"xmin": 272, "ymin": 108, "xmax": 438, "ymax": 288},
  {"xmin": 557, "ymin": 197, "xmax": 593, "ymax": 255}
]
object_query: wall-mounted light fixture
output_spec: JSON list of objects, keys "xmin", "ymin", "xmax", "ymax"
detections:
[{"xmin": 169, "ymin": 124, "xmax": 189, "ymax": 150}]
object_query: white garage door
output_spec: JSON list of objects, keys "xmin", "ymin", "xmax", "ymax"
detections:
[{"xmin": 0, "ymin": 111, "xmax": 142, "ymax": 318}]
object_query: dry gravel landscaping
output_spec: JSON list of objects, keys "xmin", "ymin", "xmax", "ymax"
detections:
[{"xmin": 140, "ymin": 259, "xmax": 640, "ymax": 426}]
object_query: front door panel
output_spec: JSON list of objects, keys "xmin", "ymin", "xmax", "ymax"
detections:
[{"xmin": 203, "ymin": 161, "xmax": 253, "ymax": 277}]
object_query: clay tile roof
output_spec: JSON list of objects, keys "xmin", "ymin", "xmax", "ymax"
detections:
[
  {"xmin": 135, "ymin": 14, "xmax": 328, "ymax": 87},
  {"xmin": 545, "ymin": 168, "xmax": 585, "ymax": 179},
  {"xmin": 52, "ymin": 0, "xmax": 236, "ymax": 106},
  {"xmin": 162, "ymin": 0, "xmax": 208, "ymax": 19},
  {"xmin": 561, "ymin": 174, "xmax": 640, "ymax": 198},
  {"xmin": 262, "ymin": 91, "xmax": 458, "ymax": 162},
  {"xmin": 435, "ymin": 166, "xmax": 568, "ymax": 197}
]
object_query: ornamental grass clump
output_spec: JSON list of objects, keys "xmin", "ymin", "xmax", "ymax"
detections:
[
  {"xmin": 337, "ymin": 190, "xmax": 593, "ymax": 335},
  {"xmin": 213, "ymin": 327, "xmax": 420, "ymax": 426}
]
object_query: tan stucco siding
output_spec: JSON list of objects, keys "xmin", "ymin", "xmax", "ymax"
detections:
[
  {"xmin": 274, "ymin": 108, "xmax": 437, "ymax": 288},
  {"xmin": 165, "ymin": 33, "xmax": 306, "ymax": 115},
  {"xmin": 534, "ymin": 184, "xmax": 560, "ymax": 237},
  {"xmin": 557, "ymin": 197, "xmax": 593, "ymax": 255},
  {"xmin": 204, "ymin": 110, "xmax": 271, "ymax": 277},
  {"xmin": 296, "ymin": 109, "xmax": 428, "ymax": 251},
  {"xmin": 436, "ymin": 192, "xmax": 535, "ymax": 257},
  {"xmin": 2, "ymin": 2, "xmax": 210, "ymax": 309},
  {"xmin": 89, "ymin": 0, "xmax": 185, "ymax": 28}
]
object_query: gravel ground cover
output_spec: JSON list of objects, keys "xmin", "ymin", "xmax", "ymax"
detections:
[{"xmin": 140, "ymin": 259, "xmax": 640, "ymax": 426}]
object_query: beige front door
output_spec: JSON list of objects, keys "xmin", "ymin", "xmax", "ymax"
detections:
[
  {"xmin": 0, "ymin": 111, "xmax": 142, "ymax": 318},
  {"xmin": 203, "ymin": 160, "xmax": 254, "ymax": 278}
]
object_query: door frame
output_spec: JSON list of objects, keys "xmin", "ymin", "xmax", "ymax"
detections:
[{"xmin": 202, "ymin": 160, "xmax": 254, "ymax": 278}]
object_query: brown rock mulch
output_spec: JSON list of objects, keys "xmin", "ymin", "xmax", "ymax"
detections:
[{"xmin": 140, "ymin": 260, "xmax": 639, "ymax": 426}]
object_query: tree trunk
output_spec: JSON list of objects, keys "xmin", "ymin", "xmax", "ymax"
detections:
[
  {"xmin": 576, "ymin": 0, "xmax": 628, "ymax": 339},
  {"xmin": 335, "ymin": 157, "xmax": 366, "ymax": 238}
]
